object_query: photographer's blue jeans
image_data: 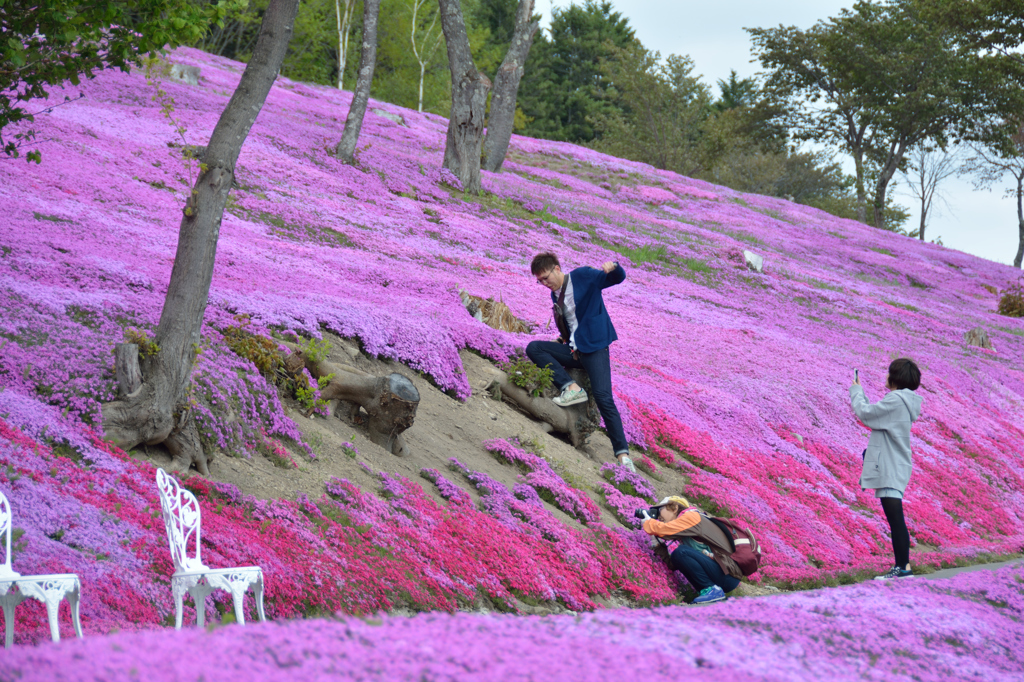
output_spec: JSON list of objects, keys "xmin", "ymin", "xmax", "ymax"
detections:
[
  {"xmin": 525, "ymin": 341, "xmax": 629, "ymax": 455},
  {"xmin": 670, "ymin": 545, "xmax": 741, "ymax": 593}
]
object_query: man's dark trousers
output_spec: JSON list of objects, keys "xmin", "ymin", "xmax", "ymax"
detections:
[{"xmin": 526, "ymin": 340, "xmax": 628, "ymax": 455}]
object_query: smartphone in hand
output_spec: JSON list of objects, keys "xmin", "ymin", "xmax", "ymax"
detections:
[{"xmin": 854, "ymin": 369, "xmax": 860, "ymax": 383}]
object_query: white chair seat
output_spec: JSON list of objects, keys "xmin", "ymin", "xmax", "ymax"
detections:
[
  {"xmin": 0, "ymin": 572, "xmax": 83, "ymax": 647},
  {"xmin": 0, "ymin": 492, "xmax": 84, "ymax": 648},
  {"xmin": 155, "ymin": 469, "xmax": 267, "ymax": 629},
  {"xmin": 170, "ymin": 566, "xmax": 265, "ymax": 628}
]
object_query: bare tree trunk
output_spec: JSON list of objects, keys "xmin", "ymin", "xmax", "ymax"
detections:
[
  {"xmin": 101, "ymin": 0, "xmax": 300, "ymax": 474},
  {"xmin": 1016, "ymin": 174, "xmax": 1024, "ymax": 269},
  {"xmin": 335, "ymin": 0, "xmax": 355, "ymax": 90},
  {"xmin": 873, "ymin": 140, "xmax": 909, "ymax": 230},
  {"xmin": 919, "ymin": 194, "xmax": 927, "ymax": 241},
  {"xmin": 482, "ymin": 0, "xmax": 538, "ymax": 173},
  {"xmin": 438, "ymin": 0, "xmax": 491, "ymax": 194},
  {"xmin": 853, "ymin": 148, "xmax": 868, "ymax": 224},
  {"xmin": 419, "ymin": 62, "xmax": 427, "ymax": 112},
  {"xmin": 335, "ymin": 0, "xmax": 381, "ymax": 162}
]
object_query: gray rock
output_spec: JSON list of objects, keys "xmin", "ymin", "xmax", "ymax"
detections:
[
  {"xmin": 743, "ymin": 249, "xmax": 764, "ymax": 273},
  {"xmin": 372, "ymin": 108, "xmax": 406, "ymax": 126},
  {"xmin": 168, "ymin": 64, "xmax": 200, "ymax": 86},
  {"xmin": 964, "ymin": 327, "xmax": 993, "ymax": 349}
]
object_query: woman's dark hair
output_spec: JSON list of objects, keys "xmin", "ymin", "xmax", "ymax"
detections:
[
  {"xmin": 530, "ymin": 252, "xmax": 560, "ymax": 275},
  {"xmin": 888, "ymin": 358, "xmax": 921, "ymax": 391}
]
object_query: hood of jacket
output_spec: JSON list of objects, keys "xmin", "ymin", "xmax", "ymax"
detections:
[{"xmin": 892, "ymin": 389, "xmax": 923, "ymax": 421}]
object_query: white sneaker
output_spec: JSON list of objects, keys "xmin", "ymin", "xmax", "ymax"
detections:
[
  {"xmin": 552, "ymin": 386, "xmax": 588, "ymax": 407},
  {"xmin": 618, "ymin": 454, "xmax": 637, "ymax": 473}
]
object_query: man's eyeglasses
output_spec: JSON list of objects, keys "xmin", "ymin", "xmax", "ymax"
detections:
[{"xmin": 537, "ymin": 271, "xmax": 554, "ymax": 285}]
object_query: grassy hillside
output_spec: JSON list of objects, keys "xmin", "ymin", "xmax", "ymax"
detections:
[{"xmin": 0, "ymin": 47, "xmax": 1022, "ymax": 647}]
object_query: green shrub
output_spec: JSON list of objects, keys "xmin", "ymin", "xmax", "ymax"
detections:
[
  {"xmin": 302, "ymin": 337, "xmax": 332, "ymax": 363},
  {"xmin": 222, "ymin": 315, "xmax": 283, "ymax": 378},
  {"xmin": 998, "ymin": 278, "xmax": 1024, "ymax": 318},
  {"xmin": 499, "ymin": 353, "xmax": 554, "ymax": 397},
  {"xmin": 295, "ymin": 373, "xmax": 333, "ymax": 413},
  {"xmin": 122, "ymin": 328, "xmax": 160, "ymax": 358}
]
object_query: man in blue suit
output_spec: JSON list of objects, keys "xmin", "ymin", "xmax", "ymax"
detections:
[{"xmin": 527, "ymin": 252, "xmax": 635, "ymax": 472}]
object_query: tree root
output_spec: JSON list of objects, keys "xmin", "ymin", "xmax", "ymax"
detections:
[
  {"xmin": 486, "ymin": 368, "xmax": 600, "ymax": 448},
  {"xmin": 164, "ymin": 409, "xmax": 210, "ymax": 475},
  {"xmin": 102, "ymin": 344, "xmax": 211, "ymax": 475}
]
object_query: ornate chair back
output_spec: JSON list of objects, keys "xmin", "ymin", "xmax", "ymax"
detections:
[
  {"xmin": 155, "ymin": 469, "xmax": 207, "ymax": 573},
  {"xmin": 0, "ymin": 492, "xmax": 19, "ymax": 580}
]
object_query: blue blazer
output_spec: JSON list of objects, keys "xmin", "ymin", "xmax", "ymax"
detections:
[{"xmin": 551, "ymin": 263, "xmax": 626, "ymax": 353}]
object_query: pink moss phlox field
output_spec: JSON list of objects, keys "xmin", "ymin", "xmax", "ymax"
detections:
[
  {"xmin": 0, "ymin": 43, "xmax": 1022, "ymax": 614},
  {"xmin": 600, "ymin": 461, "xmax": 657, "ymax": 500},
  {"xmin": 0, "ymin": 391, "xmax": 678, "ymax": 644},
  {"xmin": 484, "ymin": 438, "xmax": 601, "ymax": 522},
  {"xmin": 5, "ymin": 564, "xmax": 1023, "ymax": 682}
]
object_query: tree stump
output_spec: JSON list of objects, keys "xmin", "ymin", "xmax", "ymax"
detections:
[
  {"xmin": 114, "ymin": 343, "xmax": 143, "ymax": 398},
  {"xmin": 284, "ymin": 348, "xmax": 420, "ymax": 457},
  {"xmin": 964, "ymin": 326, "xmax": 993, "ymax": 349}
]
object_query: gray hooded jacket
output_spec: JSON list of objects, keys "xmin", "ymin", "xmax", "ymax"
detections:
[{"xmin": 850, "ymin": 385, "xmax": 923, "ymax": 493}]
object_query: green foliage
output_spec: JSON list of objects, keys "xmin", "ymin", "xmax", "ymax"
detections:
[
  {"xmin": 123, "ymin": 328, "xmax": 160, "ymax": 358},
  {"xmin": 918, "ymin": 0, "xmax": 1024, "ymax": 86},
  {"xmin": 499, "ymin": 353, "xmax": 553, "ymax": 397},
  {"xmin": 713, "ymin": 70, "xmax": 760, "ymax": 112},
  {"xmin": 518, "ymin": 0, "xmax": 638, "ymax": 142},
  {"xmin": 222, "ymin": 315, "xmax": 284, "ymax": 378},
  {"xmin": 196, "ymin": 0, "xmax": 363, "ymax": 90},
  {"xmin": 295, "ymin": 373, "xmax": 333, "ymax": 413},
  {"xmin": 590, "ymin": 45, "xmax": 711, "ymax": 176},
  {"xmin": 301, "ymin": 337, "xmax": 332, "ymax": 364},
  {"xmin": 998, "ymin": 277, "xmax": 1024, "ymax": 317},
  {"xmin": 602, "ymin": 242, "xmax": 667, "ymax": 266},
  {"xmin": 749, "ymin": 0, "xmax": 988, "ymax": 230},
  {"xmin": 1, "ymin": 0, "xmax": 237, "ymax": 160}
]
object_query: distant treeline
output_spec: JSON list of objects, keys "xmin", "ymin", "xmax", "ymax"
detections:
[
  {"xmin": 190, "ymin": 0, "xmax": 904, "ymax": 226},
  {"xmin": 191, "ymin": 0, "xmax": 1024, "ymax": 254}
]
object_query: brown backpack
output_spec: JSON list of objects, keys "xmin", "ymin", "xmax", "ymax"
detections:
[{"xmin": 706, "ymin": 515, "xmax": 763, "ymax": 577}]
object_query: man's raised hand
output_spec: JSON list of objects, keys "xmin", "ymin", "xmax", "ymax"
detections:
[{"xmin": 601, "ymin": 261, "xmax": 616, "ymax": 273}]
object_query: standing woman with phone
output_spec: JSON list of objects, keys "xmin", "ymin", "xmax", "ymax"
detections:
[{"xmin": 850, "ymin": 358, "xmax": 923, "ymax": 580}]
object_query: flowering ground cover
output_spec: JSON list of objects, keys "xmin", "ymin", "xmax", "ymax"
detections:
[
  {"xmin": 0, "ymin": 397, "xmax": 681, "ymax": 644},
  {"xmin": 0, "ymin": 45, "xmax": 1023, "ymax": 656},
  {"xmin": 3, "ymin": 562, "xmax": 1022, "ymax": 681}
]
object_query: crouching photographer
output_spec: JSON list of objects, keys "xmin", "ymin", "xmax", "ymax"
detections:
[{"xmin": 636, "ymin": 496, "xmax": 741, "ymax": 605}]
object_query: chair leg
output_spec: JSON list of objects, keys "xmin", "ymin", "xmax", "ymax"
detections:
[
  {"xmin": 0, "ymin": 597, "xmax": 16, "ymax": 649},
  {"xmin": 174, "ymin": 585, "xmax": 184, "ymax": 630},
  {"xmin": 231, "ymin": 589, "xmax": 245, "ymax": 626},
  {"xmin": 191, "ymin": 588, "xmax": 206, "ymax": 628},
  {"xmin": 254, "ymin": 577, "xmax": 266, "ymax": 623},
  {"xmin": 68, "ymin": 585, "xmax": 83, "ymax": 639},
  {"xmin": 44, "ymin": 595, "xmax": 61, "ymax": 642}
]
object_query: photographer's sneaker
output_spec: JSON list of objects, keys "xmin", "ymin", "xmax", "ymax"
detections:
[
  {"xmin": 692, "ymin": 585, "xmax": 727, "ymax": 605},
  {"xmin": 618, "ymin": 454, "xmax": 637, "ymax": 474},
  {"xmin": 553, "ymin": 386, "xmax": 588, "ymax": 407},
  {"xmin": 873, "ymin": 566, "xmax": 914, "ymax": 581}
]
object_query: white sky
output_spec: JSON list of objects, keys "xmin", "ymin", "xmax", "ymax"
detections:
[{"xmin": 537, "ymin": 1, "xmax": 1021, "ymax": 267}]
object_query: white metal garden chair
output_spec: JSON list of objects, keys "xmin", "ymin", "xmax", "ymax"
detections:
[
  {"xmin": 0, "ymin": 491, "xmax": 83, "ymax": 648},
  {"xmin": 155, "ymin": 468, "xmax": 266, "ymax": 629}
]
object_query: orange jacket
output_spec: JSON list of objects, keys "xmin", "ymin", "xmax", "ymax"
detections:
[{"xmin": 643, "ymin": 510, "xmax": 743, "ymax": 579}]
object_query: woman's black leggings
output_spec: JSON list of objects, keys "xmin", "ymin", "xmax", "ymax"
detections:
[{"xmin": 881, "ymin": 497, "xmax": 911, "ymax": 569}]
